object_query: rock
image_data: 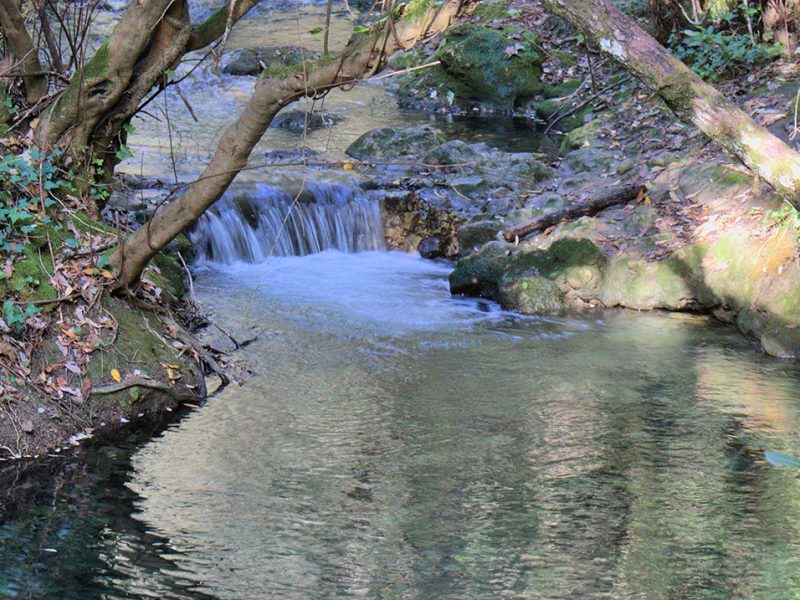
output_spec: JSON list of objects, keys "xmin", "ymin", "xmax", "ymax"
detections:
[
  {"xmin": 418, "ymin": 236, "xmax": 444, "ymax": 259},
  {"xmin": 560, "ymin": 118, "xmax": 603, "ymax": 153},
  {"xmin": 449, "ymin": 241, "xmax": 512, "ymax": 297},
  {"xmin": 272, "ymin": 109, "xmax": 343, "ymax": 133},
  {"xmin": 616, "ymin": 158, "xmax": 636, "ymax": 175},
  {"xmin": 262, "ymin": 147, "xmax": 318, "ymax": 163},
  {"xmin": 449, "ymin": 174, "xmax": 488, "ymax": 195},
  {"xmin": 21, "ymin": 419, "xmax": 34, "ymax": 433},
  {"xmin": 423, "ymin": 139, "xmax": 481, "ymax": 167},
  {"xmin": 498, "ymin": 275, "xmax": 567, "ymax": 314},
  {"xmin": 346, "ymin": 126, "xmax": 447, "ymax": 160},
  {"xmin": 562, "ymin": 148, "xmax": 617, "ymax": 173},
  {"xmin": 222, "ymin": 46, "xmax": 319, "ymax": 76},
  {"xmin": 457, "ymin": 220, "xmax": 503, "ymax": 254},
  {"xmin": 398, "ymin": 24, "xmax": 545, "ymax": 111}
]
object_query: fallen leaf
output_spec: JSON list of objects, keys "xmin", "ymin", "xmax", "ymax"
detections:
[
  {"xmin": 111, "ymin": 368, "xmax": 122, "ymax": 382},
  {"xmin": 504, "ymin": 43, "xmax": 525, "ymax": 58}
]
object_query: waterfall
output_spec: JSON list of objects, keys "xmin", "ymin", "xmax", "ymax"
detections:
[{"xmin": 189, "ymin": 181, "xmax": 385, "ymax": 264}]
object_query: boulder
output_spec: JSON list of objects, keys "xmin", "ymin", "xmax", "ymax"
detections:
[
  {"xmin": 398, "ymin": 24, "xmax": 545, "ymax": 111},
  {"xmin": 418, "ymin": 236, "xmax": 444, "ymax": 259},
  {"xmin": 346, "ymin": 126, "xmax": 447, "ymax": 161},
  {"xmin": 222, "ymin": 46, "xmax": 319, "ymax": 76},
  {"xmin": 457, "ymin": 220, "xmax": 503, "ymax": 253}
]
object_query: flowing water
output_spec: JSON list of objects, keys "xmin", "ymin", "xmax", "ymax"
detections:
[
  {"xmin": 5, "ymin": 3, "xmax": 800, "ymax": 598},
  {"xmin": 4, "ymin": 187, "xmax": 800, "ymax": 599}
]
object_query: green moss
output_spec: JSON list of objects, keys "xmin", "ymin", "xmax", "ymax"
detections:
[
  {"xmin": 449, "ymin": 241, "xmax": 513, "ymax": 296},
  {"xmin": 543, "ymin": 78, "xmax": 581, "ymax": 99},
  {"xmin": 262, "ymin": 63, "xmax": 305, "ymax": 79},
  {"xmin": 149, "ymin": 253, "xmax": 184, "ymax": 302},
  {"xmin": 471, "ymin": 0, "xmax": 509, "ymax": 21},
  {"xmin": 49, "ymin": 41, "xmax": 110, "ymax": 126},
  {"xmin": 560, "ymin": 118, "xmax": 603, "ymax": 153},
  {"xmin": 550, "ymin": 49, "xmax": 577, "ymax": 67},
  {"xmin": 0, "ymin": 251, "xmax": 58, "ymax": 301},
  {"xmin": 658, "ymin": 70, "xmax": 699, "ymax": 115},
  {"xmin": 498, "ymin": 274, "xmax": 567, "ymax": 314},
  {"xmin": 402, "ymin": 24, "xmax": 544, "ymax": 109},
  {"xmin": 403, "ymin": 0, "xmax": 434, "ymax": 21}
]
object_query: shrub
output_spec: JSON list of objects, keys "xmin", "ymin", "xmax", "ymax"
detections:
[{"xmin": 669, "ymin": 3, "xmax": 782, "ymax": 80}]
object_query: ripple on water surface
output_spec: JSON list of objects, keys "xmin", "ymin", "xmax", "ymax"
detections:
[
  {"xmin": 116, "ymin": 250, "xmax": 800, "ymax": 599},
  {"xmin": 4, "ymin": 251, "xmax": 800, "ymax": 599}
]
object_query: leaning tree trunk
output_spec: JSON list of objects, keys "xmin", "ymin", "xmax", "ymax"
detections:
[
  {"xmin": 110, "ymin": 0, "xmax": 472, "ymax": 290},
  {"xmin": 542, "ymin": 0, "xmax": 800, "ymax": 209}
]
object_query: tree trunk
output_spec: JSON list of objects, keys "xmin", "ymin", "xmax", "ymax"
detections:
[
  {"xmin": 111, "ymin": 0, "xmax": 472, "ymax": 290},
  {"xmin": 503, "ymin": 182, "xmax": 643, "ymax": 242},
  {"xmin": 542, "ymin": 0, "xmax": 800, "ymax": 208},
  {"xmin": 0, "ymin": 0, "xmax": 47, "ymax": 103},
  {"xmin": 32, "ymin": 0, "xmax": 262, "ymax": 192}
]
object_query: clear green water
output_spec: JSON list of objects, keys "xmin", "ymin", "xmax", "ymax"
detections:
[{"xmin": 3, "ymin": 251, "xmax": 800, "ymax": 599}]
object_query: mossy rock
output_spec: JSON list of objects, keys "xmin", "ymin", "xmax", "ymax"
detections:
[
  {"xmin": 401, "ymin": 24, "xmax": 544, "ymax": 110},
  {"xmin": 471, "ymin": 0, "xmax": 510, "ymax": 22},
  {"xmin": 498, "ymin": 273, "xmax": 567, "ymax": 314},
  {"xmin": 346, "ymin": 126, "xmax": 446, "ymax": 160},
  {"xmin": 222, "ymin": 46, "xmax": 319, "ymax": 76},
  {"xmin": 457, "ymin": 220, "xmax": 504, "ymax": 254},
  {"xmin": 423, "ymin": 139, "xmax": 482, "ymax": 167},
  {"xmin": 543, "ymin": 78, "xmax": 582, "ymax": 99},
  {"xmin": 449, "ymin": 241, "xmax": 512, "ymax": 296},
  {"xmin": 560, "ymin": 118, "xmax": 604, "ymax": 153},
  {"xmin": 272, "ymin": 109, "xmax": 342, "ymax": 133}
]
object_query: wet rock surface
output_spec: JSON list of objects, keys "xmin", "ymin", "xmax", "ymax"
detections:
[{"xmin": 222, "ymin": 46, "xmax": 319, "ymax": 76}]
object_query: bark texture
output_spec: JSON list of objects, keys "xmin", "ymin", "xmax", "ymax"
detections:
[
  {"xmin": 542, "ymin": 0, "xmax": 800, "ymax": 208},
  {"xmin": 111, "ymin": 0, "xmax": 472, "ymax": 289},
  {"xmin": 0, "ymin": 0, "xmax": 47, "ymax": 103},
  {"xmin": 34, "ymin": 0, "xmax": 261, "ymax": 172}
]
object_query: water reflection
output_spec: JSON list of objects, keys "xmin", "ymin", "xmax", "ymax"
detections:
[{"xmin": 3, "ymin": 255, "xmax": 800, "ymax": 598}]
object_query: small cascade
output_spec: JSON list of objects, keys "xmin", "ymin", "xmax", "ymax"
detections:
[{"xmin": 189, "ymin": 181, "xmax": 385, "ymax": 263}]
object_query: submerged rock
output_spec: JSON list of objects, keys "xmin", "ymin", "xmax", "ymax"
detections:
[
  {"xmin": 222, "ymin": 46, "xmax": 319, "ymax": 76},
  {"xmin": 272, "ymin": 109, "xmax": 343, "ymax": 133}
]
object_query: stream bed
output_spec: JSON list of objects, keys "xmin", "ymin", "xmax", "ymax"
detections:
[{"xmin": 4, "ymin": 247, "xmax": 800, "ymax": 598}]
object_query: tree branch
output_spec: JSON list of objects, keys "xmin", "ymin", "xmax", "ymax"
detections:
[
  {"xmin": 111, "ymin": 0, "xmax": 472, "ymax": 289},
  {"xmin": 0, "ymin": 0, "xmax": 48, "ymax": 103},
  {"xmin": 187, "ymin": 0, "xmax": 263, "ymax": 52}
]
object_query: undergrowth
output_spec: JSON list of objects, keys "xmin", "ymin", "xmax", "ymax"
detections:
[{"xmin": 669, "ymin": 3, "xmax": 782, "ymax": 80}]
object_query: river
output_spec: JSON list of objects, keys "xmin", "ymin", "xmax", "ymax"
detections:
[{"xmin": 3, "ymin": 3, "xmax": 800, "ymax": 598}]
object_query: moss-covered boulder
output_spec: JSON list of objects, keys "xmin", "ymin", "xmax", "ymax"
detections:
[
  {"xmin": 457, "ymin": 220, "xmax": 504, "ymax": 254},
  {"xmin": 399, "ymin": 24, "xmax": 545, "ymax": 111},
  {"xmin": 450, "ymin": 237, "xmax": 609, "ymax": 314},
  {"xmin": 449, "ymin": 241, "xmax": 512, "ymax": 297},
  {"xmin": 346, "ymin": 126, "xmax": 447, "ymax": 161}
]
